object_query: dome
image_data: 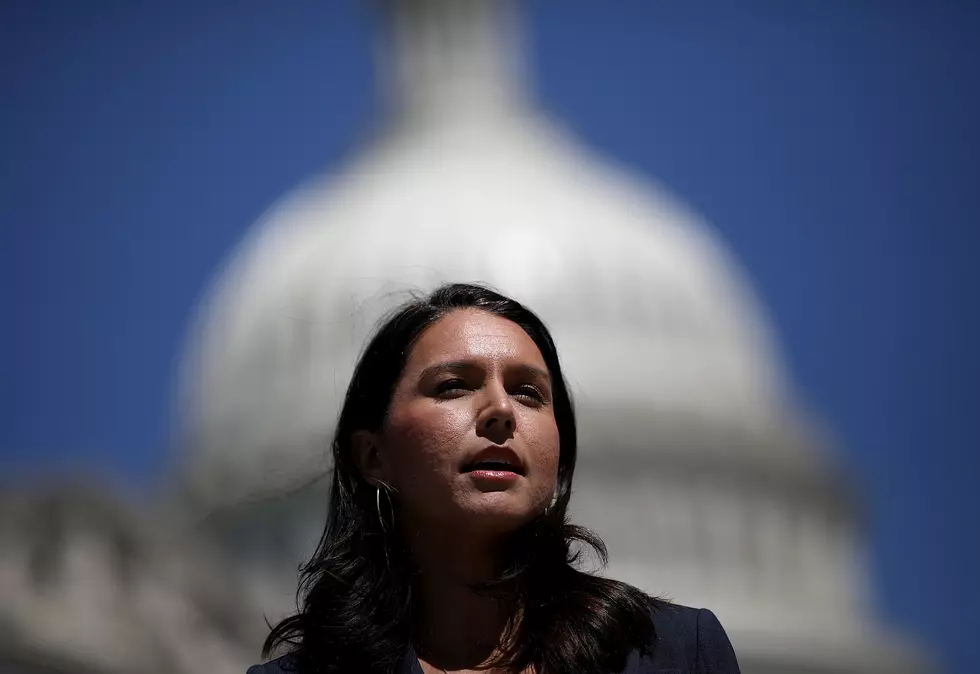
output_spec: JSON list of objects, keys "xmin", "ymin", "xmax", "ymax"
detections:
[
  {"xmin": 171, "ymin": 4, "xmax": 931, "ymax": 671},
  {"xmin": 177, "ymin": 111, "xmax": 801, "ymax": 511},
  {"xmin": 169, "ymin": 0, "xmax": 843, "ymax": 519}
]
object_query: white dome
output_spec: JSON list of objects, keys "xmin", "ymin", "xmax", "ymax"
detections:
[
  {"xmin": 170, "ymin": 5, "xmax": 932, "ymax": 672},
  {"xmin": 177, "ymin": 112, "xmax": 796, "ymax": 511}
]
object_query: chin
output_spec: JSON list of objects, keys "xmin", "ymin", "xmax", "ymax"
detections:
[{"xmin": 459, "ymin": 495, "xmax": 543, "ymax": 533}]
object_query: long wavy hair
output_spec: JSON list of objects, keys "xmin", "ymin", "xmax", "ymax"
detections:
[{"xmin": 264, "ymin": 283, "xmax": 664, "ymax": 673}]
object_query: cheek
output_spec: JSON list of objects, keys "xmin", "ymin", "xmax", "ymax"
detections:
[
  {"xmin": 382, "ymin": 403, "xmax": 472, "ymax": 482},
  {"xmin": 523, "ymin": 411, "xmax": 561, "ymax": 479}
]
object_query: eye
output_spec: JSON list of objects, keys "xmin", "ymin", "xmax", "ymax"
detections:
[
  {"xmin": 513, "ymin": 384, "xmax": 546, "ymax": 405},
  {"xmin": 434, "ymin": 378, "xmax": 469, "ymax": 397}
]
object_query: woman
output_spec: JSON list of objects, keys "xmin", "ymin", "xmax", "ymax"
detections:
[{"xmin": 248, "ymin": 283, "xmax": 740, "ymax": 674}]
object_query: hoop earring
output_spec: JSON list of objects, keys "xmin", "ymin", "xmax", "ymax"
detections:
[
  {"xmin": 375, "ymin": 484, "xmax": 394, "ymax": 534},
  {"xmin": 545, "ymin": 490, "xmax": 558, "ymax": 516}
]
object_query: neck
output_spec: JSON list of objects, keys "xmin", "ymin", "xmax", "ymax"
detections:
[
  {"xmin": 376, "ymin": 0, "xmax": 531, "ymax": 128},
  {"xmin": 406, "ymin": 524, "xmax": 515, "ymax": 669}
]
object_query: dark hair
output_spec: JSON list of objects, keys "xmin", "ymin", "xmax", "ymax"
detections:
[{"xmin": 264, "ymin": 283, "xmax": 663, "ymax": 673}]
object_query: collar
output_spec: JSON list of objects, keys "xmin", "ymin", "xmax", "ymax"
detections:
[{"xmin": 397, "ymin": 645, "xmax": 424, "ymax": 674}]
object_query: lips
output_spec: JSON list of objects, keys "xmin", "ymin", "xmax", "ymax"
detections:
[{"xmin": 461, "ymin": 446, "xmax": 526, "ymax": 476}]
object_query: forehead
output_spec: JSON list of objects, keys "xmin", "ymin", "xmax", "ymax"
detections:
[{"xmin": 406, "ymin": 309, "xmax": 546, "ymax": 370}]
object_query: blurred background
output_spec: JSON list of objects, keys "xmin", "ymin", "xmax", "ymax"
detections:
[{"xmin": 1, "ymin": 1, "xmax": 977, "ymax": 673}]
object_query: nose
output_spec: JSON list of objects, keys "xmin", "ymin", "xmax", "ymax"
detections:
[{"xmin": 476, "ymin": 384, "xmax": 516, "ymax": 444}]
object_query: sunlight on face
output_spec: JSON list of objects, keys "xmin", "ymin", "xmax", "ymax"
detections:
[{"xmin": 378, "ymin": 309, "xmax": 560, "ymax": 534}]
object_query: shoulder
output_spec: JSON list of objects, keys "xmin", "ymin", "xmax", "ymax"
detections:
[
  {"xmin": 246, "ymin": 654, "xmax": 296, "ymax": 674},
  {"xmin": 636, "ymin": 603, "xmax": 740, "ymax": 673}
]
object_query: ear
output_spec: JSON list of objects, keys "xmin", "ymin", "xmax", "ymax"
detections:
[{"xmin": 352, "ymin": 430, "xmax": 387, "ymax": 486}]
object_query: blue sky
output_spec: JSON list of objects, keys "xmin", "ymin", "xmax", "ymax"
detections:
[{"xmin": 2, "ymin": 1, "xmax": 978, "ymax": 671}]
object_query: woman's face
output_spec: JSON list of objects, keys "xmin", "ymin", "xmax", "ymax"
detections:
[{"xmin": 359, "ymin": 308, "xmax": 560, "ymax": 535}]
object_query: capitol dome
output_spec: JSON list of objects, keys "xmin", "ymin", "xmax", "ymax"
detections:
[
  {"xmin": 177, "ymin": 8, "xmax": 821, "ymax": 514},
  {"xmin": 174, "ymin": 2, "xmax": 926, "ymax": 672},
  {"xmin": 180, "ymin": 112, "xmax": 810, "ymax": 507}
]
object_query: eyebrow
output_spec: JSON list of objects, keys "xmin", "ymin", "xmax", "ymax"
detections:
[{"xmin": 419, "ymin": 360, "xmax": 552, "ymax": 384}]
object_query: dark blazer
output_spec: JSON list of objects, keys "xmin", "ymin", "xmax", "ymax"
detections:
[{"xmin": 247, "ymin": 603, "xmax": 740, "ymax": 674}]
